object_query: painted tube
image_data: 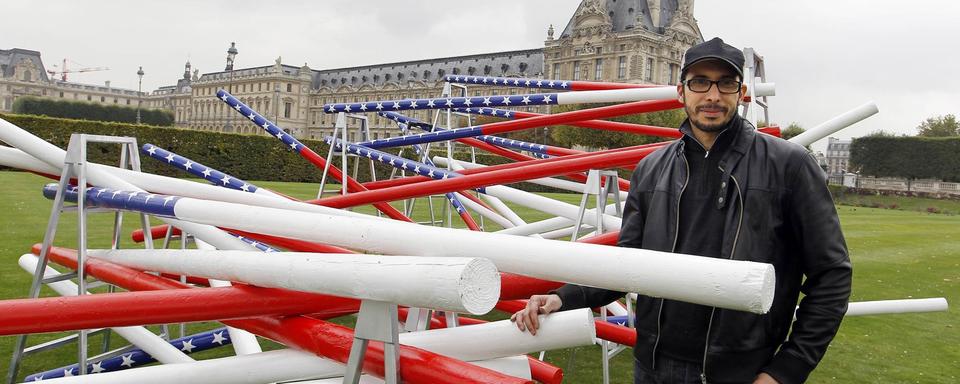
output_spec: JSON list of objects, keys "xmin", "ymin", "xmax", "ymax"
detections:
[
  {"xmin": 484, "ymin": 185, "xmax": 621, "ymax": 230},
  {"xmin": 439, "ymin": 157, "xmax": 629, "ymax": 200},
  {"xmin": 91, "ymin": 249, "xmax": 500, "ymax": 315},
  {"xmin": 442, "ymin": 75, "xmax": 659, "ymax": 91},
  {"xmin": 322, "ymin": 83, "xmax": 775, "ymax": 114},
  {"xmin": 788, "ymin": 102, "xmax": 879, "ymax": 147},
  {"xmin": 39, "ymin": 246, "xmax": 528, "ymax": 384},
  {"xmin": 141, "ymin": 144, "xmax": 281, "ymax": 199},
  {"xmin": 495, "ymin": 300, "xmax": 637, "ymax": 346},
  {"xmin": 2, "ymin": 264, "xmax": 360, "ymax": 334},
  {"xmin": 305, "ymin": 355, "xmax": 533, "ymax": 383},
  {"xmin": 16, "ymin": 255, "xmax": 193, "ymax": 364},
  {"xmin": 844, "ymin": 298, "xmax": 948, "ymax": 316},
  {"xmin": 313, "ymin": 145, "xmax": 660, "ymax": 209},
  {"xmin": 24, "ymin": 328, "xmax": 232, "ymax": 381},
  {"xmin": 50, "ymin": 185, "xmax": 775, "ymax": 314},
  {"xmin": 454, "ymin": 191, "xmax": 516, "ymax": 229},
  {"xmin": 0, "ymin": 145, "xmax": 381, "ymax": 225},
  {"xmin": 354, "ymin": 100, "xmax": 680, "ymax": 150},
  {"xmin": 33, "ymin": 349, "xmax": 346, "ymax": 384},
  {"xmin": 215, "ymin": 90, "xmax": 413, "ymax": 222},
  {"xmin": 0, "ymin": 119, "xmax": 255, "ymax": 251}
]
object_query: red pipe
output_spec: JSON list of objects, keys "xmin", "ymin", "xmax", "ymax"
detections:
[
  {"xmin": 38, "ymin": 245, "xmax": 530, "ymax": 384},
  {"xmin": 0, "ymin": 285, "xmax": 357, "ymax": 336},
  {"xmin": 476, "ymin": 99, "xmax": 680, "ymax": 137},
  {"xmin": 311, "ymin": 145, "xmax": 659, "ymax": 209}
]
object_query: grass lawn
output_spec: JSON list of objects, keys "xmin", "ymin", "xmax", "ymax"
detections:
[{"xmin": 0, "ymin": 171, "xmax": 956, "ymax": 383}]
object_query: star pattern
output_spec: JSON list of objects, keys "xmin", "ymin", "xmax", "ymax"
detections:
[{"xmin": 142, "ymin": 142, "xmax": 259, "ymax": 194}]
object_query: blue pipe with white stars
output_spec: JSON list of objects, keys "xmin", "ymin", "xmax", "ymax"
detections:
[
  {"xmin": 379, "ymin": 111, "xmax": 550, "ymax": 157},
  {"xmin": 321, "ymin": 92, "xmax": 558, "ymax": 114},
  {"xmin": 142, "ymin": 144, "xmax": 259, "ymax": 193},
  {"xmin": 216, "ymin": 90, "xmax": 303, "ymax": 153},
  {"xmin": 443, "ymin": 75, "xmax": 572, "ymax": 90},
  {"xmin": 25, "ymin": 328, "xmax": 232, "ymax": 381}
]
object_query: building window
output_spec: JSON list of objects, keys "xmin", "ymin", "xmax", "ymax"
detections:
[
  {"xmin": 668, "ymin": 64, "xmax": 679, "ymax": 85},
  {"xmin": 22, "ymin": 71, "xmax": 31, "ymax": 82},
  {"xmin": 618, "ymin": 56, "xmax": 627, "ymax": 79},
  {"xmin": 645, "ymin": 58, "xmax": 654, "ymax": 82},
  {"xmin": 573, "ymin": 61, "xmax": 581, "ymax": 80},
  {"xmin": 126, "ymin": 99, "xmax": 131, "ymax": 105},
  {"xmin": 594, "ymin": 58, "xmax": 603, "ymax": 80},
  {"xmin": 59, "ymin": 91, "xmax": 64, "ymax": 98},
  {"xmin": 552, "ymin": 63, "xmax": 561, "ymax": 79},
  {"xmin": 286, "ymin": 83, "xmax": 292, "ymax": 92},
  {"xmin": 87, "ymin": 95, "xmax": 92, "ymax": 101},
  {"xmin": 114, "ymin": 98, "xmax": 118, "ymax": 103},
  {"xmin": 100, "ymin": 96, "xmax": 105, "ymax": 102},
  {"xmin": 284, "ymin": 102, "xmax": 292, "ymax": 118}
]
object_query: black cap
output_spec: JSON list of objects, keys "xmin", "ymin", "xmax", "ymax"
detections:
[{"xmin": 680, "ymin": 37, "xmax": 745, "ymax": 80}]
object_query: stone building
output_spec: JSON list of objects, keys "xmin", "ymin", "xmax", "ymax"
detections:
[
  {"xmin": 825, "ymin": 137, "xmax": 853, "ymax": 175},
  {"xmin": 0, "ymin": 48, "xmax": 145, "ymax": 113},
  {"xmin": 2, "ymin": 0, "xmax": 702, "ymax": 141}
]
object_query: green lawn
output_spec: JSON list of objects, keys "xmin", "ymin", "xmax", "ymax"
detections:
[{"xmin": 0, "ymin": 171, "xmax": 956, "ymax": 382}]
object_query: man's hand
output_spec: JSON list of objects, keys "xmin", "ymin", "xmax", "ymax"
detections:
[
  {"xmin": 510, "ymin": 294, "xmax": 562, "ymax": 335},
  {"xmin": 753, "ymin": 372, "xmax": 780, "ymax": 384}
]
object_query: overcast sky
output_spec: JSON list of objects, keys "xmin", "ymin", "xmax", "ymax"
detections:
[{"xmin": 4, "ymin": 1, "xmax": 958, "ymax": 151}]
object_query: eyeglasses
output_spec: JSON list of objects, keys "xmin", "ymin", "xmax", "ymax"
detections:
[{"xmin": 683, "ymin": 78, "xmax": 742, "ymax": 94}]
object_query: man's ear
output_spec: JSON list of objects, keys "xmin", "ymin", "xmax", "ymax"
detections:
[{"xmin": 677, "ymin": 83, "xmax": 685, "ymax": 103}]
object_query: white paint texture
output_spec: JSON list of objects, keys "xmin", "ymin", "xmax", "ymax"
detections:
[{"xmin": 90, "ymin": 249, "xmax": 501, "ymax": 315}]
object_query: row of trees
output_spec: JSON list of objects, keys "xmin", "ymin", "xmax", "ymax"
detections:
[{"xmin": 12, "ymin": 97, "xmax": 174, "ymax": 126}]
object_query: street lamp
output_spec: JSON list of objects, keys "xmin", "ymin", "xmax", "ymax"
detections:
[
  {"xmin": 224, "ymin": 42, "xmax": 238, "ymax": 133},
  {"xmin": 136, "ymin": 66, "xmax": 144, "ymax": 124}
]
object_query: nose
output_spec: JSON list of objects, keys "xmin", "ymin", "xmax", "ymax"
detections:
[{"xmin": 703, "ymin": 82, "xmax": 722, "ymax": 102}]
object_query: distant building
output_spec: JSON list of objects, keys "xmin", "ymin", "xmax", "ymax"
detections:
[
  {"xmin": 0, "ymin": 48, "xmax": 145, "ymax": 113},
  {"xmin": 825, "ymin": 137, "xmax": 853, "ymax": 175},
  {"xmin": 3, "ymin": 0, "xmax": 703, "ymax": 140}
]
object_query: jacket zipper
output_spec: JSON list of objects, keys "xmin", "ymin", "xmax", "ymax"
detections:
[
  {"xmin": 652, "ymin": 147, "xmax": 690, "ymax": 371},
  {"xmin": 700, "ymin": 170, "xmax": 744, "ymax": 384}
]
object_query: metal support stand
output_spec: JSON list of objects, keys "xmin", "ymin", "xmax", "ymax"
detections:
[
  {"xmin": 7, "ymin": 134, "xmax": 153, "ymax": 384},
  {"xmin": 570, "ymin": 170, "xmax": 623, "ymax": 241},
  {"xmin": 742, "ymin": 48, "xmax": 770, "ymax": 127},
  {"xmin": 343, "ymin": 300, "xmax": 401, "ymax": 384}
]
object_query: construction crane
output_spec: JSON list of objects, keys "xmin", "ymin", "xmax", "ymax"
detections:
[{"xmin": 46, "ymin": 58, "xmax": 109, "ymax": 82}]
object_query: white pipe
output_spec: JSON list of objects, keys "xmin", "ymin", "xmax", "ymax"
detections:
[
  {"xmin": 304, "ymin": 355, "xmax": 532, "ymax": 383},
  {"xmin": 17, "ymin": 254, "xmax": 193, "ymax": 365},
  {"xmin": 0, "ymin": 145, "xmax": 378, "ymax": 223},
  {"xmin": 38, "ymin": 309, "xmax": 593, "ymax": 384},
  {"xmin": 437, "ymin": 157, "xmax": 629, "ymax": 201},
  {"xmin": 0, "ymin": 119, "xmax": 251, "ymax": 251},
  {"xmin": 555, "ymin": 82, "xmax": 775, "ymax": 105},
  {"xmin": 446, "ymin": 160, "xmax": 531, "ymax": 231},
  {"xmin": 788, "ymin": 102, "xmax": 879, "ymax": 147},
  {"xmin": 844, "ymin": 298, "xmax": 948, "ymax": 317},
  {"xmin": 452, "ymin": 191, "xmax": 516, "ymax": 229},
  {"xmin": 485, "ymin": 185, "xmax": 622, "ymax": 230},
  {"xmin": 90, "ymin": 249, "xmax": 500, "ymax": 315},
  {"xmin": 195, "ymin": 241, "xmax": 263, "ymax": 356},
  {"xmin": 160, "ymin": 196, "xmax": 774, "ymax": 313}
]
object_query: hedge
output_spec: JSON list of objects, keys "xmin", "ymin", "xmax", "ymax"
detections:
[
  {"xmin": 0, "ymin": 114, "xmax": 574, "ymax": 192},
  {"xmin": 12, "ymin": 97, "xmax": 174, "ymax": 126},
  {"xmin": 851, "ymin": 136, "xmax": 960, "ymax": 182}
]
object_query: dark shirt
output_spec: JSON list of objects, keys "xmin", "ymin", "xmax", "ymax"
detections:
[{"xmin": 657, "ymin": 122, "xmax": 738, "ymax": 363}]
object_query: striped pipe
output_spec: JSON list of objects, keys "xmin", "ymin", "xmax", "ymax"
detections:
[
  {"xmin": 354, "ymin": 99, "xmax": 681, "ymax": 150},
  {"xmin": 215, "ymin": 90, "xmax": 413, "ymax": 222},
  {"xmin": 141, "ymin": 144, "xmax": 267, "ymax": 196},
  {"xmin": 25, "ymin": 328, "xmax": 232, "ymax": 381},
  {"xmin": 322, "ymin": 82, "xmax": 774, "ymax": 114},
  {"xmin": 443, "ymin": 75, "xmax": 661, "ymax": 91},
  {"xmin": 382, "ymin": 112, "xmax": 553, "ymax": 157}
]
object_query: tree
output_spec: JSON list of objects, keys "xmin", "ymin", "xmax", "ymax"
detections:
[
  {"xmin": 916, "ymin": 114, "xmax": 959, "ymax": 137},
  {"xmin": 780, "ymin": 122, "xmax": 805, "ymax": 141}
]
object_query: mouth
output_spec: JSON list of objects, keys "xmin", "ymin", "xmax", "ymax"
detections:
[{"xmin": 696, "ymin": 105, "xmax": 727, "ymax": 118}]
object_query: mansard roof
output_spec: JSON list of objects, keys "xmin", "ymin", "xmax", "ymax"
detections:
[
  {"xmin": 310, "ymin": 49, "xmax": 544, "ymax": 90},
  {"xmin": 0, "ymin": 48, "xmax": 50, "ymax": 82},
  {"xmin": 560, "ymin": 0, "xmax": 682, "ymax": 37}
]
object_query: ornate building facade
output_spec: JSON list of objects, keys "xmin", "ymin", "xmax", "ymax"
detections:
[{"xmin": 2, "ymin": 0, "xmax": 701, "ymax": 141}]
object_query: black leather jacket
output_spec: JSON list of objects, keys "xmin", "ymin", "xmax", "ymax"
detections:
[{"xmin": 556, "ymin": 116, "xmax": 852, "ymax": 384}]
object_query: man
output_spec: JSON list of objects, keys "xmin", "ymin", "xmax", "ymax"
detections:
[{"xmin": 512, "ymin": 38, "xmax": 852, "ymax": 384}]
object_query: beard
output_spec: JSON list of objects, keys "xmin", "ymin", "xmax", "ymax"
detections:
[{"xmin": 684, "ymin": 102, "xmax": 735, "ymax": 133}]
